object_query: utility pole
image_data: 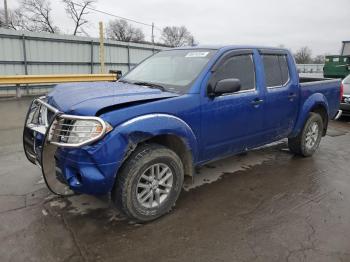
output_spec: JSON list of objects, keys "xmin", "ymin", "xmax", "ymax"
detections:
[
  {"xmin": 99, "ymin": 21, "xmax": 105, "ymax": 74},
  {"xmin": 4, "ymin": 0, "xmax": 9, "ymax": 28},
  {"xmin": 151, "ymin": 22, "xmax": 154, "ymax": 44}
]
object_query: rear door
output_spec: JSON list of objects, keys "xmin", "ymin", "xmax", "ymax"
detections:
[
  {"xmin": 200, "ymin": 49, "xmax": 266, "ymax": 162},
  {"xmin": 260, "ymin": 50, "xmax": 299, "ymax": 139}
]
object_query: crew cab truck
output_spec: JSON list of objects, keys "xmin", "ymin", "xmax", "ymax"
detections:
[{"xmin": 23, "ymin": 46, "xmax": 342, "ymax": 222}]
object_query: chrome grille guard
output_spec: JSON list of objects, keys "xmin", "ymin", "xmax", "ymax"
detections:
[
  {"xmin": 23, "ymin": 97, "xmax": 109, "ymax": 196},
  {"xmin": 25, "ymin": 97, "xmax": 108, "ymax": 148}
]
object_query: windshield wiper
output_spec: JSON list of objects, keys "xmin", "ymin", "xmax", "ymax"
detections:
[
  {"xmin": 132, "ymin": 81, "xmax": 166, "ymax": 91},
  {"xmin": 118, "ymin": 79, "xmax": 131, "ymax": 84}
]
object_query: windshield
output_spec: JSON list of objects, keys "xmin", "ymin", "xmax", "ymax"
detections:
[
  {"xmin": 343, "ymin": 74, "xmax": 350, "ymax": 84},
  {"xmin": 341, "ymin": 42, "xmax": 350, "ymax": 56},
  {"xmin": 344, "ymin": 74, "xmax": 350, "ymax": 94},
  {"xmin": 122, "ymin": 49, "xmax": 216, "ymax": 93}
]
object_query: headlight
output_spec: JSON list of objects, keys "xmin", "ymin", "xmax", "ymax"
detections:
[
  {"xmin": 65, "ymin": 120, "xmax": 112, "ymax": 144},
  {"xmin": 49, "ymin": 116, "xmax": 113, "ymax": 147}
]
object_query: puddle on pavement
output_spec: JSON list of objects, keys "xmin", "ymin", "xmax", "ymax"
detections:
[
  {"xmin": 326, "ymin": 129, "xmax": 348, "ymax": 137},
  {"xmin": 48, "ymin": 195, "xmax": 108, "ymax": 214},
  {"xmin": 184, "ymin": 141, "xmax": 286, "ymax": 190},
  {"xmin": 47, "ymin": 194, "xmax": 127, "ymax": 221}
]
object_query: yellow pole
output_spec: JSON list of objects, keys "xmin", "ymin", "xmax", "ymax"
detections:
[{"xmin": 99, "ymin": 21, "xmax": 105, "ymax": 74}]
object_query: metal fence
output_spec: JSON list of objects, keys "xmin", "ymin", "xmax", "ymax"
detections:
[
  {"xmin": 0, "ymin": 28, "xmax": 167, "ymax": 96},
  {"xmin": 296, "ymin": 64, "xmax": 324, "ymax": 74},
  {"xmin": 0, "ymin": 28, "xmax": 166, "ymax": 76}
]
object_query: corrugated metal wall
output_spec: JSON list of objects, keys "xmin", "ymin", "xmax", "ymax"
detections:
[
  {"xmin": 296, "ymin": 64, "xmax": 324, "ymax": 74},
  {"xmin": 0, "ymin": 28, "xmax": 165, "ymax": 76}
]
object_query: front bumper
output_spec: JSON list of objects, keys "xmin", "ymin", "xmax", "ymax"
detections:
[
  {"xmin": 23, "ymin": 97, "xmax": 121, "ymax": 195},
  {"xmin": 340, "ymin": 103, "xmax": 350, "ymax": 116}
]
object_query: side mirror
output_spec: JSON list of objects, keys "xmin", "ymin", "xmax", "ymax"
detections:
[{"xmin": 213, "ymin": 78, "xmax": 241, "ymax": 96}]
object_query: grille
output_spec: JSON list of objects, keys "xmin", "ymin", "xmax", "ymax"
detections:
[
  {"xmin": 342, "ymin": 96, "xmax": 350, "ymax": 104},
  {"xmin": 26, "ymin": 97, "xmax": 59, "ymax": 135},
  {"xmin": 47, "ymin": 109, "xmax": 55, "ymax": 124}
]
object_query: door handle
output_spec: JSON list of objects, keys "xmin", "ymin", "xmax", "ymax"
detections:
[
  {"xmin": 288, "ymin": 93, "xmax": 297, "ymax": 101},
  {"xmin": 251, "ymin": 98, "xmax": 264, "ymax": 105}
]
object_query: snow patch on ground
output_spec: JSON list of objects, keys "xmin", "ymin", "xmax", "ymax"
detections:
[{"xmin": 184, "ymin": 141, "xmax": 285, "ymax": 191}]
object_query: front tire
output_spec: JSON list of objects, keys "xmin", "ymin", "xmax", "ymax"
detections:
[
  {"xmin": 288, "ymin": 112, "xmax": 323, "ymax": 157},
  {"xmin": 112, "ymin": 143, "xmax": 184, "ymax": 222}
]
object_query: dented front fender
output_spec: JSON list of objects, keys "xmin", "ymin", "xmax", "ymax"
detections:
[
  {"xmin": 55, "ymin": 113, "xmax": 198, "ymax": 194},
  {"xmin": 114, "ymin": 113, "xmax": 198, "ymax": 161}
]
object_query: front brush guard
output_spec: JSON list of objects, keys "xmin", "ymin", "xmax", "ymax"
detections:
[{"xmin": 23, "ymin": 98, "xmax": 74, "ymax": 196}]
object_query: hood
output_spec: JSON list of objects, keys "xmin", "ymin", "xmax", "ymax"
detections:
[{"xmin": 47, "ymin": 82, "xmax": 179, "ymax": 116}]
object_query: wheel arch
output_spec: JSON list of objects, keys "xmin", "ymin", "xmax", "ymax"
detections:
[
  {"xmin": 142, "ymin": 134, "xmax": 194, "ymax": 177},
  {"xmin": 115, "ymin": 114, "xmax": 198, "ymax": 177},
  {"xmin": 290, "ymin": 93, "xmax": 329, "ymax": 137},
  {"xmin": 310, "ymin": 104, "xmax": 328, "ymax": 136}
]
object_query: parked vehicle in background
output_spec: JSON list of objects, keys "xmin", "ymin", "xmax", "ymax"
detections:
[
  {"xmin": 323, "ymin": 41, "xmax": 350, "ymax": 79},
  {"xmin": 341, "ymin": 74, "xmax": 350, "ymax": 116},
  {"xmin": 23, "ymin": 45, "xmax": 342, "ymax": 222}
]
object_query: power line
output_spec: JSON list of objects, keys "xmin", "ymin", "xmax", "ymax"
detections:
[
  {"xmin": 72, "ymin": 1, "xmax": 164, "ymax": 43},
  {"xmin": 72, "ymin": 1, "xmax": 155, "ymax": 27}
]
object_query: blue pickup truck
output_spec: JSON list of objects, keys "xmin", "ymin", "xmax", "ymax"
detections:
[{"xmin": 23, "ymin": 46, "xmax": 342, "ymax": 222}]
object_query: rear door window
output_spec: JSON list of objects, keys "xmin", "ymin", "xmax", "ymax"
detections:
[
  {"xmin": 279, "ymin": 55, "xmax": 289, "ymax": 84},
  {"xmin": 262, "ymin": 54, "xmax": 290, "ymax": 88}
]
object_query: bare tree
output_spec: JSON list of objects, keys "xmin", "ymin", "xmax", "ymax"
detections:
[
  {"xmin": 62, "ymin": 0, "xmax": 95, "ymax": 36},
  {"xmin": 0, "ymin": 9, "xmax": 6, "ymax": 28},
  {"xmin": 107, "ymin": 19, "xmax": 145, "ymax": 42},
  {"xmin": 313, "ymin": 55, "xmax": 325, "ymax": 64},
  {"xmin": 161, "ymin": 26, "xmax": 195, "ymax": 47},
  {"xmin": 294, "ymin": 46, "xmax": 312, "ymax": 64},
  {"xmin": 187, "ymin": 35, "xmax": 197, "ymax": 46},
  {"xmin": 20, "ymin": 0, "xmax": 59, "ymax": 33},
  {"xmin": 0, "ymin": 8, "xmax": 6, "ymax": 28},
  {"xmin": 0, "ymin": 8, "xmax": 28, "ymax": 30}
]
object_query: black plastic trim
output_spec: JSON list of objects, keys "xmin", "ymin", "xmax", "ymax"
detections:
[{"xmin": 258, "ymin": 49, "xmax": 289, "ymax": 55}]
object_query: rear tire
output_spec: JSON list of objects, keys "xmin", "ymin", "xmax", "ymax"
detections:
[
  {"xmin": 288, "ymin": 112, "xmax": 323, "ymax": 157},
  {"xmin": 112, "ymin": 143, "xmax": 184, "ymax": 222}
]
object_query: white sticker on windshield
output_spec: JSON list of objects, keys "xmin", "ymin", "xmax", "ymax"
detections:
[{"xmin": 185, "ymin": 52, "xmax": 209, "ymax": 58}]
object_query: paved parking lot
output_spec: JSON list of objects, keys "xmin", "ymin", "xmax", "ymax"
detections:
[{"xmin": 1, "ymin": 97, "xmax": 350, "ymax": 262}]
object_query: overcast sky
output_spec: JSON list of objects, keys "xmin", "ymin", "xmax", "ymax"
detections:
[{"xmin": 6, "ymin": 0, "xmax": 350, "ymax": 56}]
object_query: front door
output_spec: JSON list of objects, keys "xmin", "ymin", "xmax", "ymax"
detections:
[{"xmin": 200, "ymin": 49, "xmax": 265, "ymax": 162}]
